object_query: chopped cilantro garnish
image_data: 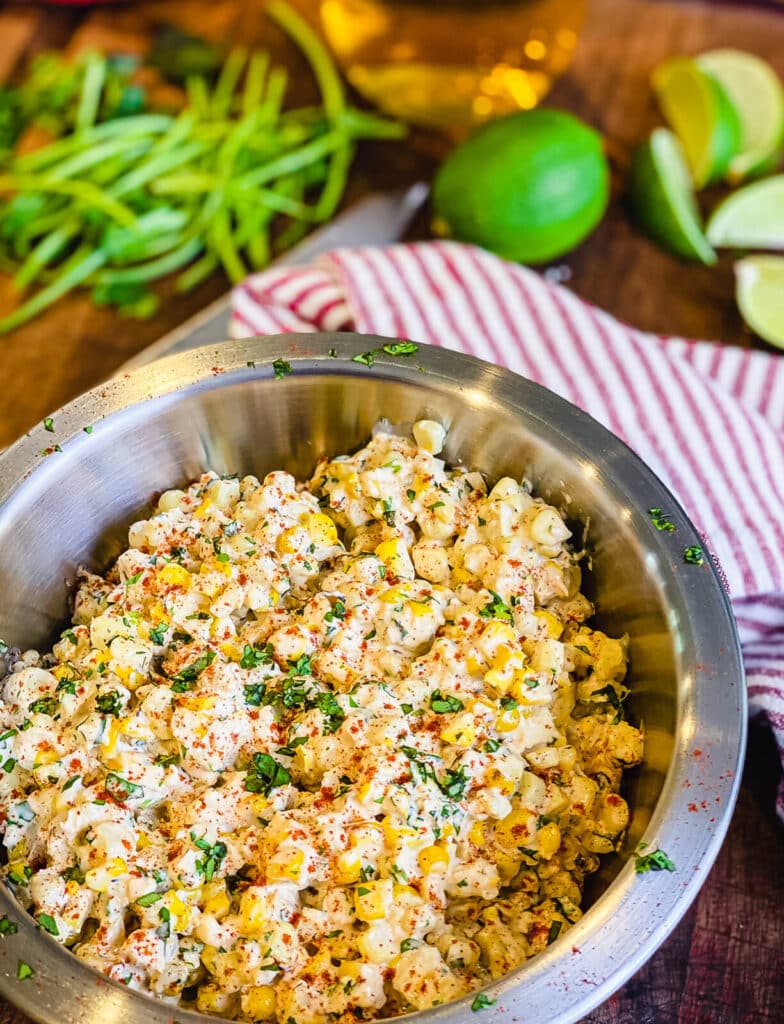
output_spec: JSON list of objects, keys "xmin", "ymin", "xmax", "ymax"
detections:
[
  {"xmin": 325, "ymin": 599, "xmax": 346, "ymax": 622},
  {"xmin": 0, "ymin": 915, "xmax": 18, "ymax": 936},
  {"xmin": 479, "ymin": 590, "xmax": 513, "ymax": 624},
  {"xmin": 17, "ymin": 960, "xmax": 34, "ymax": 980},
  {"xmin": 430, "ymin": 690, "xmax": 464, "ymax": 714},
  {"xmin": 352, "ymin": 350, "xmax": 375, "ymax": 366},
  {"xmin": 272, "ymin": 358, "xmax": 292, "ymax": 379},
  {"xmin": 105, "ymin": 773, "xmax": 143, "ymax": 801},
  {"xmin": 149, "ymin": 622, "xmax": 167, "ymax": 645},
  {"xmin": 648, "ymin": 507, "xmax": 675, "ymax": 532},
  {"xmin": 28, "ymin": 696, "xmax": 59, "ymax": 717},
  {"xmin": 683, "ymin": 545, "xmax": 705, "ymax": 566},
  {"xmin": 240, "ymin": 643, "xmax": 274, "ymax": 670},
  {"xmin": 191, "ymin": 834, "xmax": 228, "ymax": 882},
  {"xmin": 243, "ymin": 681, "xmax": 267, "ymax": 707},
  {"xmin": 471, "ymin": 994, "xmax": 496, "ymax": 1012},
  {"xmin": 95, "ymin": 691, "xmax": 123, "ymax": 717},
  {"xmin": 170, "ymin": 649, "xmax": 216, "ymax": 691},
  {"xmin": 382, "ymin": 341, "xmax": 418, "ymax": 356},
  {"xmin": 43, "ymin": 417, "xmax": 54, "ymax": 432},
  {"xmin": 316, "ymin": 691, "xmax": 345, "ymax": 734},
  {"xmin": 136, "ymin": 891, "xmax": 162, "ymax": 907},
  {"xmin": 36, "ymin": 913, "xmax": 59, "ymax": 936},
  {"xmin": 440, "ymin": 765, "xmax": 469, "ymax": 801},
  {"xmin": 634, "ymin": 848, "xmax": 676, "ymax": 874},
  {"xmin": 245, "ymin": 752, "xmax": 290, "ymax": 795}
]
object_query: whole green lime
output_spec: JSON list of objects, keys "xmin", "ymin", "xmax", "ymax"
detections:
[{"xmin": 432, "ymin": 109, "xmax": 610, "ymax": 264}]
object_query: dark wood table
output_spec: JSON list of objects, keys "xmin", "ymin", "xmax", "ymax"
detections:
[{"xmin": 0, "ymin": 1, "xmax": 782, "ymax": 1021}]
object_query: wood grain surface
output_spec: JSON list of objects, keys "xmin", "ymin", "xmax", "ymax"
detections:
[{"xmin": 0, "ymin": 2, "xmax": 782, "ymax": 1022}]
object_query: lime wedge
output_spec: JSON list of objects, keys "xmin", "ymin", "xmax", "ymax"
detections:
[
  {"xmin": 652, "ymin": 56, "xmax": 741, "ymax": 187},
  {"xmin": 735, "ymin": 255, "xmax": 784, "ymax": 349},
  {"xmin": 697, "ymin": 49, "xmax": 784, "ymax": 182},
  {"xmin": 629, "ymin": 128, "xmax": 716, "ymax": 264},
  {"xmin": 706, "ymin": 175, "xmax": 784, "ymax": 249}
]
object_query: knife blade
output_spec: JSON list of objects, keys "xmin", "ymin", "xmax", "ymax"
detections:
[{"xmin": 121, "ymin": 183, "xmax": 428, "ymax": 371}]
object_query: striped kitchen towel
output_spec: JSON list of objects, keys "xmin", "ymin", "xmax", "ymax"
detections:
[{"xmin": 230, "ymin": 240, "xmax": 784, "ymax": 817}]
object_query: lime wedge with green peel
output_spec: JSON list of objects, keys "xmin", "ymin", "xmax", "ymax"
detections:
[
  {"xmin": 707, "ymin": 175, "xmax": 784, "ymax": 249},
  {"xmin": 735, "ymin": 255, "xmax": 784, "ymax": 349},
  {"xmin": 629, "ymin": 128, "xmax": 716, "ymax": 264},
  {"xmin": 697, "ymin": 49, "xmax": 784, "ymax": 182},
  {"xmin": 652, "ymin": 56, "xmax": 741, "ymax": 187}
]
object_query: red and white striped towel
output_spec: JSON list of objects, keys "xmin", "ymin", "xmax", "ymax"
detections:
[{"xmin": 230, "ymin": 240, "xmax": 784, "ymax": 817}]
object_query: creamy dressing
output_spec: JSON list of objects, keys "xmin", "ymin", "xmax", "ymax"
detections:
[{"xmin": 0, "ymin": 422, "xmax": 643, "ymax": 1022}]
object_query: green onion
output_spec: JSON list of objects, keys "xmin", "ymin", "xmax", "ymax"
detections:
[{"xmin": 0, "ymin": 2, "xmax": 403, "ymax": 333}]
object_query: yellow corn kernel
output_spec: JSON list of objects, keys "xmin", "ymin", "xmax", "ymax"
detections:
[
  {"xmin": 338, "ymin": 959, "xmax": 365, "ymax": 983},
  {"xmin": 203, "ymin": 888, "xmax": 231, "ymax": 920},
  {"xmin": 335, "ymin": 850, "xmax": 362, "ymax": 885},
  {"xmin": 33, "ymin": 748, "xmax": 60, "ymax": 767},
  {"xmin": 375, "ymin": 537, "xmax": 407, "ymax": 569},
  {"xmin": 495, "ymin": 807, "xmax": 536, "ymax": 848},
  {"xmin": 304, "ymin": 512, "xmax": 338, "ymax": 547},
  {"xmin": 201, "ymin": 943, "xmax": 220, "ymax": 973},
  {"xmin": 136, "ymin": 832, "xmax": 152, "ymax": 851},
  {"xmin": 158, "ymin": 564, "xmax": 192, "ymax": 589},
  {"xmin": 108, "ymin": 857, "xmax": 127, "ymax": 877},
  {"xmin": 406, "ymin": 600, "xmax": 433, "ymax": 618},
  {"xmin": 496, "ymin": 849, "xmax": 523, "ymax": 880},
  {"xmin": 149, "ymin": 602, "xmax": 168, "ymax": 625},
  {"xmin": 537, "ymin": 822, "xmax": 562, "ymax": 860},
  {"xmin": 510, "ymin": 672, "xmax": 546, "ymax": 705},
  {"xmin": 84, "ymin": 867, "xmax": 109, "ymax": 893},
  {"xmin": 354, "ymin": 879, "xmax": 392, "ymax": 922},
  {"xmin": 468, "ymin": 821, "xmax": 485, "ymax": 847},
  {"xmin": 492, "ymin": 645, "xmax": 525, "ymax": 673},
  {"xmin": 179, "ymin": 695, "xmax": 216, "ymax": 713},
  {"xmin": 392, "ymin": 884, "xmax": 422, "ymax": 905},
  {"xmin": 486, "ymin": 769, "xmax": 516, "ymax": 796},
  {"xmin": 163, "ymin": 891, "xmax": 192, "ymax": 931},
  {"xmin": 276, "ymin": 527, "xmax": 301, "ymax": 554},
  {"xmin": 267, "ymin": 849, "xmax": 304, "ymax": 883},
  {"xmin": 483, "ymin": 668, "xmax": 513, "ymax": 695},
  {"xmin": 356, "ymin": 780, "xmax": 375, "ymax": 803},
  {"xmin": 418, "ymin": 845, "xmax": 450, "ymax": 875},
  {"xmin": 196, "ymin": 985, "xmax": 233, "ymax": 1016},
  {"xmin": 101, "ymin": 718, "xmax": 122, "ymax": 755},
  {"xmin": 440, "ymin": 713, "xmax": 476, "ymax": 748},
  {"xmin": 382, "ymin": 816, "xmax": 418, "ymax": 845},
  {"xmin": 451, "ymin": 565, "xmax": 473, "ymax": 586},
  {"xmin": 480, "ymin": 621, "xmax": 517, "ymax": 655},
  {"xmin": 440, "ymin": 822, "xmax": 455, "ymax": 838},
  {"xmin": 220, "ymin": 641, "xmax": 242, "ymax": 661},
  {"xmin": 242, "ymin": 985, "xmax": 276, "ymax": 1020},
  {"xmin": 193, "ymin": 497, "xmax": 213, "ymax": 519},
  {"xmin": 495, "ymin": 706, "xmax": 520, "ymax": 732},
  {"xmin": 113, "ymin": 665, "xmax": 138, "ymax": 689},
  {"xmin": 413, "ymin": 419, "xmax": 446, "ymax": 455},
  {"xmin": 379, "ymin": 585, "xmax": 410, "ymax": 604},
  {"xmin": 238, "ymin": 889, "xmax": 268, "ymax": 938},
  {"xmin": 533, "ymin": 610, "xmax": 564, "ymax": 640}
]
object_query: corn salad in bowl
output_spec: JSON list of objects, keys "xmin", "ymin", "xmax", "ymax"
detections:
[{"xmin": 0, "ymin": 418, "xmax": 642, "ymax": 1022}]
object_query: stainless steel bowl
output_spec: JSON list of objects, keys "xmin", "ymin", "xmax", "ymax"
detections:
[{"xmin": 0, "ymin": 334, "xmax": 745, "ymax": 1024}]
